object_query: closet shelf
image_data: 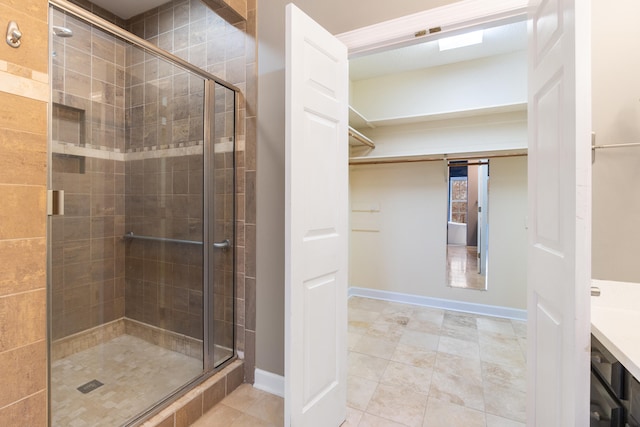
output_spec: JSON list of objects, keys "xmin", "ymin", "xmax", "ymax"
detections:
[
  {"xmin": 349, "ymin": 148, "xmax": 528, "ymax": 165},
  {"xmin": 349, "ymin": 106, "xmax": 375, "ymax": 129},
  {"xmin": 355, "ymin": 102, "xmax": 527, "ymax": 128}
]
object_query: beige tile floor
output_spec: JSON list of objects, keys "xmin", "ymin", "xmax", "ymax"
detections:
[
  {"xmin": 447, "ymin": 245, "xmax": 486, "ymax": 291},
  {"xmin": 192, "ymin": 383, "xmax": 284, "ymax": 427},
  {"xmin": 203, "ymin": 297, "xmax": 527, "ymax": 427}
]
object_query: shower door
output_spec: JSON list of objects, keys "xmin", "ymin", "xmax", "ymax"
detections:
[{"xmin": 48, "ymin": 6, "xmax": 235, "ymax": 426}]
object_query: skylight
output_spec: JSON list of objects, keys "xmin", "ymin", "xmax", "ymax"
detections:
[{"xmin": 438, "ymin": 30, "xmax": 484, "ymax": 51}]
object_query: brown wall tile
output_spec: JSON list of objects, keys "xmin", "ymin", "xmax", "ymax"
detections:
[
  {"xmin": 0, "ymin": 92, "xmax": 47, "ymax": 134},
  {"xmin": 244, "ymin": 277, "xmax": 255, "ymax": 331},
  {"xmin": 0, "ymin": 3, "xmax": 48, "ymax": 73},
  {"xmin": 0, "ymin": 238, "xmax": 46, "ymax": 296},
  {"xmin": 0, "ymin": 340, "xmax": 46, "ymax": 408},
  {"xmin": 0, "ymin": 289, "xmax": 46, "ymax": 353},
  {"xmin": 203, "ymin": 378, "xmax": 225, "ymax": 412},
  {"xmin": 154, "ymin": 415, "xmax": 175, "ymax": 427},
  {"xmin": 244, "ymin": 224, "xmax": 255, "ymax": 278},
  {"xmin": 0, "ymin": 0, "xmax": 49, "ymax": 422},
  {"xmin": 0, "ymin": 129, "xmax": 46, "ymax": 186},
  {"xmin": 244, "ymin": 170, "xmax": 255, "ymax": 224},
  {"xmin": 2, "ymin": 0, "xmax": 47, "ymax": 21},
  {"xmin": 174, "ymin": 394, "xmax": 202, "ymax": 427},
  {"xmin": 0, "ymin": 185, "xmax": 46, "ymax": 240},
  {"xmin": 0, "ymin": 389, "xmax": 46, "ymax": 427},
  {"xmin": 200, "ymin": 0, "xmax": 245, "ymax": 23},
  {"xmin": 226, "ymin": 361, "xmax": 244, "ymax": 393},
  {"xmin": 244, "ymin": 330, "xmax": 255, "ymax": 383}
]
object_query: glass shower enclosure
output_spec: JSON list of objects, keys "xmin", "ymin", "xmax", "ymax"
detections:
[{"xmin": 48, "ymin": 3, "xmax": 236, "ymax": 425}]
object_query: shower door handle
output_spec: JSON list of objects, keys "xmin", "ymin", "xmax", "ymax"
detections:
[
  {"xmin": 47, "ymin": 190, "xmax": 64, "ymax": 216},
  {"xmin": 213, "ymin": 239, "xmax": 231, "ymax": 249}
]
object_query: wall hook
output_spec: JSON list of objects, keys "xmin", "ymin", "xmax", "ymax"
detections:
[{"xmin": 6, "ymin": 21, "xmax": 22, "ymax": 48}]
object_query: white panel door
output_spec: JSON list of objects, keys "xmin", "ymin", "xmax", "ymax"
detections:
[
  {"xmin": 527, "ymin": 0, "xmax": 591, "ymax": 425},
  {"xmin": 285, "ymin": 4, "xmax": 348, "ymax": 427}
]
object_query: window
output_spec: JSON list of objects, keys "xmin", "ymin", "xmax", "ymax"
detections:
[{"xmin": 448, "ymin": 159, "xmax": 469, "ymax": 224}]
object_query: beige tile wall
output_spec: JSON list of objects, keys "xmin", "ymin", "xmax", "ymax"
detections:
[{"xmin": 0, "ymin": 0, "xmax": 49, "ymax": 424}]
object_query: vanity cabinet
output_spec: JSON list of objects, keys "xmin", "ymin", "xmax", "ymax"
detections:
[
  {"xmin": 591, "ymin": 334, "xmax": 640, "ymax": 427},
  {"xmin": 591, "ymin": 335, "xmax": 626, "ymax": 426}
]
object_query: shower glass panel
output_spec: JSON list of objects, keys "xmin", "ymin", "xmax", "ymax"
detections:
[
  {"xmin": 49, "ymin": 5, "xmax": 235, "ymax": 426},
  {"xmin": 210, "ymin": 81, "xmax": 236, "ymax": 367}
]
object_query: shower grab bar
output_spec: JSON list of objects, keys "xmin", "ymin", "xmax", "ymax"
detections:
[
  {"xmin": 123, "ymin": 232, "xmax": 231, "ymax": 249},
  {"xmin": 123, "ymin": 232, "xmax": 201, "ymax": 245}
]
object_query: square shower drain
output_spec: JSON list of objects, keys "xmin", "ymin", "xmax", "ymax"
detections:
[{"xmin": 77, "ymin": 379, "xmax": 104, "ymax": 394}]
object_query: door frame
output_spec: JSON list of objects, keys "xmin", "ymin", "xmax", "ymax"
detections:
[
  {"xmin": 336, "ymin": 0, "xmax": 589, "ymax": 421},
  {"xmin": 337, "ymin": 0, "xmax": 528, "ymax": 57}
]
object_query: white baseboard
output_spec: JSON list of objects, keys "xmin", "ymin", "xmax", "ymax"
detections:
[
  {"xmin": 348, "ymin": 287, "xmax": 527, "ymax": 321},
  {"xmin": 253, "ymin": 369, "xmax": 285, "ymax": 398}
]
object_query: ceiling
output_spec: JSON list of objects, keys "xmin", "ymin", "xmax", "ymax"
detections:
[
  {"xmin": 87, "ymin": 3, "xmax": 526, "ymax": 84},
  {"xmin": 349, "ymin": 20, "xmax": 527, "ymax": 82},
  {"xmin": 89, "ymin": 0, "xmax": 169, "ymax": 19}
]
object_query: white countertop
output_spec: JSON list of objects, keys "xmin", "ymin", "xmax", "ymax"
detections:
[{"xmin": 591, "ymin": 279, "xmax": 640, "ymax": 380}]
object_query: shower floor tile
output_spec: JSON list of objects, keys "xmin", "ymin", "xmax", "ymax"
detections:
[{"xmin": 51, "ymin": 334, "xmax": 202, "ymax": 427}]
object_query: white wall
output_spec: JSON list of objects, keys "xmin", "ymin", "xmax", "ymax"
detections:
[
  {"xmin": 256, "ymin": 0, "xmax": 460, "ymax": 379},
  {"xmin": 485, "ymin": 157, "xmax": 528, "ymax": 308},
  {"xmin": 591, "ymin": 0, "xmax": 640, "ymax": 282},
  {"xmin": 350, "ymin": 111, "xmax": 527, "ymax": 159},
  {"xmin": 351, "ymin": 51, "xmax": 527, "ymax": 121},
  {"xmin": 350, "ymin": 162, "xmax": 448, "ymax": 295},
  {"xmin": 349, "ymin": 156, "xmax": 527, "ymax": 310}
]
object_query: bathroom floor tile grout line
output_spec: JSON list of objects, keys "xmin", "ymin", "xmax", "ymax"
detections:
[{"xmin": 175, "ymin": 296, "xmax": 526, "ymax": 426}]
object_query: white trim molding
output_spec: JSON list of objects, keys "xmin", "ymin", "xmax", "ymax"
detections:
[
  {"xmin": 336, "ymin": 0, "xmax": 528, "ymax": 56},
  {"xmin": 254, "ymin": 368, "xmax": 285, "ymax": 398},
  {"xmin": 348, "ymin": 287, "xmax": 527, "ymax": 321}
]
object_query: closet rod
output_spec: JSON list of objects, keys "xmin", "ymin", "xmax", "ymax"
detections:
[
  {"xmin": 348, "ymin": 126, "xmax": 375, "ymax": 148},
  {"xmin": 349, "ymin": 152, "xmax": 526, "ymax": 166},
  {"xmin": 592, "ymin": 142, "xmax": 640, "ymax": 150}
]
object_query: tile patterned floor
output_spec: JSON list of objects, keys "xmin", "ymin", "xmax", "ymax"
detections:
[
  {"xmin": 192, "ymin": 383, "xmax": 284, "ymax": 427},
  {"xmin": 51, "ymin": 334, "xmax": 202, "ymax": 427},
  {"xmin": 345, "ymin": 297, "xmax": 527, "ymax": 427},
  {"xmin": 205, "ymin": 297, "xmax": 526, "ymax": 427}
]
